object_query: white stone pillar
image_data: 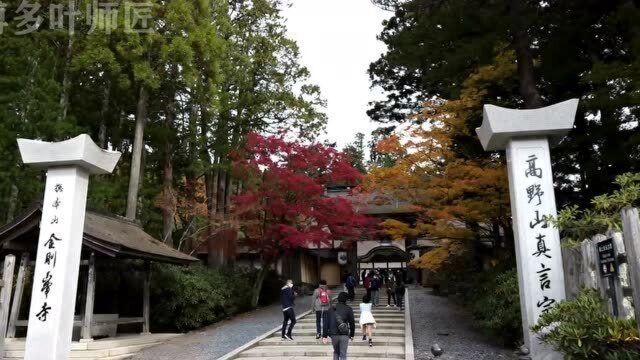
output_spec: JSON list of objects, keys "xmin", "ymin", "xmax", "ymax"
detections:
[
  {"xmin": 17, "ymin": 135, "xmax": 121, "ymax": 360},
  {"xmin": 476, "ymin": 99, "xmax": 578, "ymax": 360}
]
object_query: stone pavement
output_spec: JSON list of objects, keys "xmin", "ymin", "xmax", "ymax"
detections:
[
  {"xmin": 224, "ymin": 287, "xmax": 407, "ymax": 359},
  {"xmin": 409, "ymin": 286, "xmax": 516, "ymax": 360},
  {"xmin": 131, "ymin": 293, "xmax": 316, "ymax": 360}
]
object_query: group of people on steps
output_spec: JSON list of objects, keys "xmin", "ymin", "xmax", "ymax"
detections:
[
  {"xmin": 280, "ymin": 270, "xmax": 406, "ymax": 360},
  {"xmin": 362, "ymin": 269, "xmax": 406, "ymax": 308}
]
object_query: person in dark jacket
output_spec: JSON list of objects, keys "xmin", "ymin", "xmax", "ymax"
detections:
[
  {"xmin": 345, "ymin": 273, "xmax": 356, "ymax": 302},
  {"xmin": 394, "ymin": 271, "xmax": 406, "ymax": 310},
  {"xmin": 280, "ymin": 279, "xmax": 297, "ymax": 340},
  {"xmin": 322, "ymin": 292, "xmax": 355, "ymax": 360},
  {"xmin": 369, "ymin": 272, "xmax": 381, "ymax": 306},
  {"xmin": 363, "ymin": 272, "xmax": 372, "ymax": 298}
]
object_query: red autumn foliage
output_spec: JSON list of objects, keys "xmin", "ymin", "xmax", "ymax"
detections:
[{"xmin": 232, "ymin": 132, "xmax": 371, "ymax": 263}]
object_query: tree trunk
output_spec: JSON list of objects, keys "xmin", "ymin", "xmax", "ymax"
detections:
[
  {"xmin": 162, "ymin": 98, "xmax": 175, "ymax": 244},
  {"xmin": 200, "ymin": 114, "xmax": 220, "ymax": 267},
  {"xmin": 6, "ymin": 184, "xmax": 18, "ymax": 223},
  {"xmin": 205, "ymin": 167, "xmax": 218, "ymax": 267},
  {"xmin": 58, "ymin": 35, "xmax": 73, "ymax": 124},
  {"xmin": 251, "ymin": 263, "xmax": 271, "ymax": 308},
  {"xmin": 125, "ymin": 85, "xmax": 148, "ymax": 220},
  {"xmin": 98, "ymin": 79, "xmax": 110, "ymax": 149},
  {"xmin": 209, "ymin": 166, "xmax": 227, "ymax": 267},
  {"xmin": 225, "ymin": 175, "xmax": 236, "ymax": 265},
  {"xmin": 508, "ymin": 0, "xmax": 543, "ymax": 109}
]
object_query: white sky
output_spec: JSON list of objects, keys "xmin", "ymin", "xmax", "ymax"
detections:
[{"xmin": 283, "ymin": 0, "xmax": 391, "ymax": 149}]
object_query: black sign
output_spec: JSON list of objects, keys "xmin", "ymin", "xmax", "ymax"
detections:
[{"xmin": 597, "ymin": 238, "xmax": 618, "ymax": 277}]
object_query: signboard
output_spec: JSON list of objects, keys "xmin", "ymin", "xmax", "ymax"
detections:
[{"xmin": 597, "ymin": 238, "xmax": 618, "ymax": 277}]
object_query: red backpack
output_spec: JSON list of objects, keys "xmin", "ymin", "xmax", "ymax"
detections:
[{"xmin": 319, "ymin": 288, "xmax": 330, "ymax": 305}]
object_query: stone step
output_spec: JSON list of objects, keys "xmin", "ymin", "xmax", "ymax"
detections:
[
  {"xmin": 259, "ymin": 336, "xmax": 404, "ymax": 346},
  {"xmin": 299, "ymin": 317, "xmax": 404, "ymax": 323},
  {"xmin": 4, "ymin": 333, "xmax": 179, "ymax": 350},
  {"xmin": 4, "ymin": 341, "xmax": 163, "ymax": 359},
  {"xmin": 237, "ymin": 357, "xmax": 392, "ymax": 360},
  {"xmin": 295, "ymin": 323, "xmax": 404, "ymax": 329},
  {"xmin": 298, "ymin": 320, "xmax": 404, "ymax": 325},
  {"xmin": 236, "ymin": 345, "xmax": 405, "ymax": 359},
  {"xmin": 274, "ymin": 329, "xmax": 404, "ymax": 337}
]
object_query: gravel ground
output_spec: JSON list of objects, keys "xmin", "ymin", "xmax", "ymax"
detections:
[
  {"xmin": 131, "ymin": 294, "xmax": 314, "ymax": 360},
  {"xmin": 410, "ymin": 286, "xmax": 517, "ymax": 360}
]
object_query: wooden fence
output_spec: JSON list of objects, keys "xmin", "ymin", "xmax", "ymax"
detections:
[{"xmin": 561, "ymin": 206, "xmax": 640, "ymax": 332}]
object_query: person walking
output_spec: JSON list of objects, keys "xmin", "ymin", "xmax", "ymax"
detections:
[
  {"xmin": 345, "ymin": 273, "xmax": 356, "ymax": 302},
  {"xmin": 370, "ymin": 271, "xmax": 381, "ymax": 307},
  {"xmin": 394, "ymin": 271, "xmax": 406, "ymax": 310},
  {"xmin": 322, "ymin": 292, "xmax": 355, "ymax": 360},
  {"xmin": 363, "ymin": 271, "xmax": 372, "ymax": 299},
  {"xmin": 280, "ymin": 279, "xmax": 297, "ymax": 341},
  {"xmin": 359, "ymin": 295, "xmax": 377, "ymax": 347},
  {"xmin": 312, "ymin": 279, "xmax": 331, "ymax": 339},
  {"xmin": 385, "ymin": 272, "xmax": 397, "ymax": 307}
]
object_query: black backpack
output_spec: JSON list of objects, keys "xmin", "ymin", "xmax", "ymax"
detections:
[{"xmin": 334, "ymin": 307, "xmax": 350, "ymax": 335}]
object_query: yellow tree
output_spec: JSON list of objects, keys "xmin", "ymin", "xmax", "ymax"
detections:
[{"xmin": 364, "ymin": 50, "xmax": 517, "ymax": 271}]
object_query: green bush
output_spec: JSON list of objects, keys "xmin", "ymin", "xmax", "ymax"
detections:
[
  {"xmin": 468, "ymin": 269, "xmax": 522, "ymax": 346},
  {"xmin": 150, "ymin": 264, "xmax": 262, "ymax": 332},
  {"xmin": 532, "ymin": 289, "xmax": 640, "ymax": 360}
]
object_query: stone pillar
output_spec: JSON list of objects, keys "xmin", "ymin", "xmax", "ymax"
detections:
[
  {"xmin": 476, "ymin": 99, "xmax": 578, "ymax": 360},
  {"xmin": 17, "ymin": 135, "xmax": 121, "ymax": 360}
]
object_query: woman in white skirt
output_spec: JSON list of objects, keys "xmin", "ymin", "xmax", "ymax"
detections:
[{"xmin": 359, "ymin": 295, "xmax": 376, "ymax": 347}]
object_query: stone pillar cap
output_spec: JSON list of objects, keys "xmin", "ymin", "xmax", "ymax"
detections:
[
  {"xmin": 476, "ymin": 99, "xmax": 579, "ymax": 151},
  {"xmin": 17, "ymin": 134, "xmax": 122, "ymax": 174}
]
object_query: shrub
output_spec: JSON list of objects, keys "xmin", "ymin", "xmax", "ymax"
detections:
[
  {"xmin": 468, "ymin": 269, "xmax": 522, "ymax": 346},
  {"xmin": 532, "ymin": 289, "xmax": 640, "ymax": 360},
  {"xmin": 150, "ymin": 264, "xmax": 265, "ymax": 332}
]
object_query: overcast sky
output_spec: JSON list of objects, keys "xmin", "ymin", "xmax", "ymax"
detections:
[{"xmin": 282, "ymin": 0, "xmax": 391, "ymax": 149}]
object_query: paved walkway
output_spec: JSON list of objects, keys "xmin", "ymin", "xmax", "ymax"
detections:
[
  {"xmin": 131, "ymin": 294, "xmax": 315, "ymax": 360},
  {"xmin": 410, "ymin": 286, "xmax": 516, "ymax": 360}
]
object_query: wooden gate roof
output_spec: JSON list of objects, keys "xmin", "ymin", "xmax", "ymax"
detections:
[{"xmin": 0, "ymin": 205, "xmax": 197, "ymax": 264}]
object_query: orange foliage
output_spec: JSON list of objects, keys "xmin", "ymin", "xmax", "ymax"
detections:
[{"xmin": 364, "ymin": 50, "xmax": 517, "ymax": 270}]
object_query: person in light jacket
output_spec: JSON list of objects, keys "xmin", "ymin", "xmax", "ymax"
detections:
[{"xmin": 311, "ymin": 279, "xmax": 331, "ymax": 339}]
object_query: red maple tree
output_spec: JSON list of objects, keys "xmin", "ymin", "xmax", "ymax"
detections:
[{"xmin": 232, "ymin": 132, "xmax": 371, "ymax": 305}]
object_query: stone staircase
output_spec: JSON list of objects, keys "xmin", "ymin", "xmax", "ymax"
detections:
[
  {"xmin": 227, "ymin": 288, "xmax": 409, "ymax": 359},
  {"xmin": 3, "ymin": 333, "xmax": 180, "ymax": 360}
]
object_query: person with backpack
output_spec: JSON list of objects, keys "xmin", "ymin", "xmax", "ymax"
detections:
[
  {"xmin": 312, "ymin": 279, "xmax": 331, "ymax": 339},
  {"xmin": 322, "ymin": 292, "xmax": 355, "ymax": 360},
  {"xmin": 345, "ymin": 273, "xmax": 356, "ymax": 302},
  {"xmin": 359, "ymin": 294, "xmax": 377, "ymax": 347},
  {"xmin": 369, "ymin": 272, "xmax": 381, "ymax": 307},
  {"xmin": 280, "ymin": 279, "xmax": 297, "ymax": 341}
]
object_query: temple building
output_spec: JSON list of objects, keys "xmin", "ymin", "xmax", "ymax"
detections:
[{"xmin": 0, "ymin": 204, "xmax": 196, "ymax": 359}]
